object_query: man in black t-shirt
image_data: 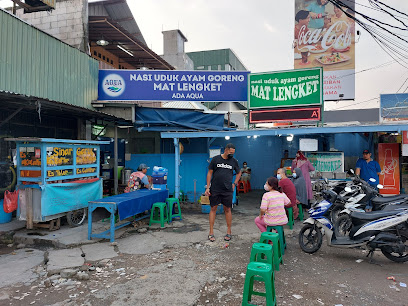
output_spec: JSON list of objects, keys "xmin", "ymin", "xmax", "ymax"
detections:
[{"xmin": 205, "ymin": 143, "xmax": 241, "ymax": 242}]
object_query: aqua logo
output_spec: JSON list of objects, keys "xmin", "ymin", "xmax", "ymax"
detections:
[{"xmin": 102, "ymin": 74, "xmax": 125, "ymax": 97}]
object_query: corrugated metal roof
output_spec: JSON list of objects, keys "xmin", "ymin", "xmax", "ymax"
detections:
[
  {"xmin": 162, "ymin": 101, "xmax": 210, "ymax": 110},
  {"xmin": 89, "ymin": 0, "xmax": 146, "ymax": 45},
  {"xmin": 0, "ymin": 8, "xmax": 99, "ymax": 110}
]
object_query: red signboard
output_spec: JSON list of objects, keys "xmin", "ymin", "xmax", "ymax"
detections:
[
  {"xmin": 378, "ymin": 143, "xmax": 400, "ymax": 195},
  {"xmin": 402, "ymin": 131, "xmax": 408, "ymax": 144},
  {"xmin": 250, "ymin": 107, "xmax": 320, "ymax": 123}
]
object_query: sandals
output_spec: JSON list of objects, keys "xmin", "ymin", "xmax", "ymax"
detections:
[
  {"xmin": 208, "ymin": 234, "xmax": 215, "ymax": 242},
  {"xmin": 224, "ymin": 234, "xmax": 232, "ymax": 241}
]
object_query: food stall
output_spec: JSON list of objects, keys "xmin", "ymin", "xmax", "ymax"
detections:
[{"xmin": 6, "ymin": 138, "xmax": 109, "ymax": 230}]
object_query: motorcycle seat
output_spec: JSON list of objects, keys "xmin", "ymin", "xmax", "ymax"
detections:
[
  {"xmin": 350, "ymin": 210, "xmax": 402, "ymax": 221},
  {"xmin": 371, "ymin": 194, "xmax": 408, "ymax": 204}
]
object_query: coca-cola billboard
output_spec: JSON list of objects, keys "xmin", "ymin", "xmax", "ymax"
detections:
[{"xmin": 294, "ymin": 0, "xmax": 355, "ymax": 100}]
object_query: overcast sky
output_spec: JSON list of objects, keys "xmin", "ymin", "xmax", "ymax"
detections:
[
  {"xmin": 2, "ymin": 0, "xmax": 407, "ymax": 111},
  {"xmin": 128, "ymin": 0, "xmax": 408, "ymax": 111}
]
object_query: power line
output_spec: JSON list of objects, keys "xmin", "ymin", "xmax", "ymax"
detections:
[{"xmin": 330, "ymin": 98, "xmax": 379, "ymax": 111}]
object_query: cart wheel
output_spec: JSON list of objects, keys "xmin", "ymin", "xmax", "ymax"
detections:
[{"xmin": 66, "ymin": 209, "xmax": 87, "ymax": 227}]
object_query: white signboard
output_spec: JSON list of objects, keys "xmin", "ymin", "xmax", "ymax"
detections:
[{"xmin": 299, "ymin": 138, "xmax": 318, "ymax": 152}]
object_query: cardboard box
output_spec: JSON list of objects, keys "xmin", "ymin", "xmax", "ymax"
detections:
[{"xmin": 200, "ymin": 195, "xmax": 210, "ymax": 204}]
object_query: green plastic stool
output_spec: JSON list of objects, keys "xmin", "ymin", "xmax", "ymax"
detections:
[
  {"xmin": 259, "ymin": 232, "xmax": 282, "ymax": 271},
  {"xmin": 297, "ymin": 204, "xmax": 304, "ymax": 221},
  {"xmin": 285, "ymin": 207, "xmax": 294, "ymax": 229},
  {"xmin": 165, "ymin": 198, "xmax": 182, "ymax": 223},
  {"xmin": 149, "ymin": 202, "xmax": 169, "ymax": 228},
  {"xmin": 250, "ymin": 243, "xmax": 275, "ymax": 270},
  {"xmin": 267, "ymin": 225, "xmax": 287, "ymax": 254},
  {"xmin": 242, "ymin": 262, "xmax": 276, "ymax": 306}
]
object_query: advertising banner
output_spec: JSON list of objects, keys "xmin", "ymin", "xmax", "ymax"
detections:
[
  {"xmin": 380, "ymin": 93, "xmax": 408, "ymax": 122},
  {"xmin": 98, "ymin": 70, "xmax": 249, "ymax": 102},
  {"xmin": 294, "ymin": 0, "xmax": 355, "ymax": 100},
  {"xmin": 306, "ymin": 151, "xmax": 344, "ymax": 172},
  {"xmin": 378, "ymin": 143, "xmax": 400, "ymax": 195},
  {"xmin": 248, "ymin": 68, "xmax": 322, "ymax": 109}
]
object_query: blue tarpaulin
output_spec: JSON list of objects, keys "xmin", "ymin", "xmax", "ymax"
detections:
[
  {"xmin": 40, "ymin": 180, "xmax": 102, "ymax": 218},
  {"xmin": 135, "ymin": 107, "xmax": 231, "ymax": 131}
]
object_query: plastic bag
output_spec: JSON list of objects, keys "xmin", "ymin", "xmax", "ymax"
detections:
[{"xmin": 3, "ymin": 190, "xmax": 19, "ymax": 213}]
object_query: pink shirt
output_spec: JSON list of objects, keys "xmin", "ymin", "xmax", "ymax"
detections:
[{"xmin": 260, "ymin": 191, "xmax": 289, "ymax": 226}]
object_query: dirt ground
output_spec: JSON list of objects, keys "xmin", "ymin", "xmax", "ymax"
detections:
[{"xmin": 1, "ymin": 190, "xmax": 408, "ymax": 306}]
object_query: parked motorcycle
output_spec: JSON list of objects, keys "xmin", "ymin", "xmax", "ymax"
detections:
[{"xmin": 299, "ymin": 194, "xmax": 408, "ymax": 263}]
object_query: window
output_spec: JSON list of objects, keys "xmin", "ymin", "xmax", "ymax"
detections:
[
  {"xmin": 102, "ymin": 55, "xmax": 105, "ymax": 60},
  {"xmin": 98, "ymin": 53, "xmax": 101, "ymax": 58},
  {"xmin": 93, "ymin": 51, "xmax": 97, "ymax": 56}
]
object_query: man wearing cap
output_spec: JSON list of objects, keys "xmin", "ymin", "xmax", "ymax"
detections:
[
  {"xmin": 356, "ymin": 150, "xmax": 381, "ymax": 187},
  {"xmin": 124, "ymin": 163, "xmax": 150, "ymax": 193}
]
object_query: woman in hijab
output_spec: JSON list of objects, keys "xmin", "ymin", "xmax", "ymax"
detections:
[
  {"xmin": 292, "ymin": 167, "xmax": 308, "ymax": 209},
  {"xmin": 291, "ymin": 150, "xmax": 315, "ymax": 203}
]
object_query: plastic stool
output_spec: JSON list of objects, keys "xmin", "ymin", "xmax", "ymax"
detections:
[
  {"xmin": 259, "ymin": 232, "xmax": 282, "ymax": 271},
  {"xmin": 237, "ymin": 180, "xmax": 248, "ymax": 193},
  {"xmin": 250, "ymin": 243, "xmax": 275, "ymax": 269},
  {"xmin": 297, "ymin": 204, "xmax": 304, "ymax": 221},
  {"xmin": 285, "ymin": 207, "xmax": 294, "ymax": 229},
  {"xmin": 242, "ymin": 262, "xmax": 276, "ymax": 306},
  {"xmin": 149, "ymin": 202, "xmax": 168, "ymax": 228},
  {"xmin": 267, "ymin": 225, "xmax": 287, "ymax": 254},
  {"xmin": 247, "ymin": 180, "xmax": 251, "ymax": 191},
  {"xmin": 165, "ymin": 198, "xmax": 182, "ymax": 223}
]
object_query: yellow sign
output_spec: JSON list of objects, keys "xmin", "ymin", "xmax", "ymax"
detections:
[
  {"xmin": 76, "ymin": 167, "xmax": 96, "ymax": 174},
  {"xmin": 47, "ymin": 169, "xmax": 73, "ymax": 178},
  {"xmin": 76, "ymin": 148, "xmax": 96, "ymax": 165},
  {"xmin": 47, "ymin": 147, "xmax": 73, "ymax": 166}
]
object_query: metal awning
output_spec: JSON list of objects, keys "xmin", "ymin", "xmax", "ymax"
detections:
[
  {"xmin": 160, "ymin": 123, "xmax": 408, "ymax": 139},
  {"xmin": 0, "ymin": 91, "xmax": 132, "ymax": 125},
  {"xmin": 88, "ymin": 16, "xmax": 174, "ymax": 70}
]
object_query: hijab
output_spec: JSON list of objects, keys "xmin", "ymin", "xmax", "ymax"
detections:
[{"xmin": 292, "ymin": 167, "xmax": 308, "ymax": 205}]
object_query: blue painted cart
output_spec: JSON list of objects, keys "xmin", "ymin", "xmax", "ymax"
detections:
[{"xmin": 7, "ymin": 138, "xmax": 109, "ymax": 229}]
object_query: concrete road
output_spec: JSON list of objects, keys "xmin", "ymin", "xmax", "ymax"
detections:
[{"xmin": 0, "ymin": 190, "xmax": 407, "ymax": 305}]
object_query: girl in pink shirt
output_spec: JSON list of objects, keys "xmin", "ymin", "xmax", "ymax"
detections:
[{"xmin": 255, "ymin": 177, "xmax": 289, "ymax": 232}]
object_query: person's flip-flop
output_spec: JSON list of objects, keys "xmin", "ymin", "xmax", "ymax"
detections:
[
  {"xmin": 224, "ymin": 234, "xmax": 232, "ymax": 241},
  {"xmin": 208, "ymin": 234, "xmax": 215, "ymax": 242}
]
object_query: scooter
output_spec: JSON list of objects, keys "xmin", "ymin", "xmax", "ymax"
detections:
[{"xmin": 299, "ymin": 194, "xmax": 408, "ymax": 263}]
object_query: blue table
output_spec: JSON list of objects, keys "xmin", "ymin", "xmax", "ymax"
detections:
[{"xmin": 88, "ymin": 189, "xmax": 168, "ymax": 242}]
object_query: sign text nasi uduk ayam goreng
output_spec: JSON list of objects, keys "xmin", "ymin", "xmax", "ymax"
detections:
[
  {"xmin": 251, "ymin": 74, "xmax": 320, "ymax": 102},
  {"xmin": 129, "ymin": 73, "xmax": 245, "ymax": 99}
]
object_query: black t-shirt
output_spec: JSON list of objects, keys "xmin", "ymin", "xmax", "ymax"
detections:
[{"xmin": 209, "ymin": 155, "xmax": 240, "ymax": 193}]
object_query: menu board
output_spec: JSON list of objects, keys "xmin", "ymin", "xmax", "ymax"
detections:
[
  {"xmin": 46, "ymin": 147, "xmax": 73, "ymax": 166},
  {"xmin": 76, "ymin": 148, "xmax": 97, "ymax": 165},
  {"xmin": 20, "ymin": 170, "xmax": 42, "ymax": 178},
  {"xmin": 47, "ymin": 169, "xmax": 74, "ymax": 178},
  {"xmin": 20, "ymin": 147, "xmax": 41, "ymax": 167},
  {"xmin": 76, "ymin": 167, "xmax": 97, "ymax": 175}
]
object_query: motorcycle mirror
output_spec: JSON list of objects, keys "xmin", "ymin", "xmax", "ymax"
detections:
[
  {"xmin": 344, "ymin": 187, "xmax": 352, "ymax": 193},
  {"xmin": 369, "ymin": 178, "xmax": 376, "ymax": 182},
  {"xmin": 324, "ymin": 178, "xmax": 328, "ymax": 184},
  {"xmin": 377, "ymin": 184, "xmax": 384, "ymax": 189},
  {"xmin": 347, "ymin": 169, "xmax": 355, "ymax": 175}
]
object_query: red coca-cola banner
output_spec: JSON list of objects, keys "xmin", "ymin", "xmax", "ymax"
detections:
[
  {"xmin": 294, "ymin": 0, "xmax": 355, "ymax": 101},
  {"xmin": 378, "ymin": 143, "xmax": 400, "ymax": 195}
]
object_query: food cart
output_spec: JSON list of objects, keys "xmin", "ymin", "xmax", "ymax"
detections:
[{"xmin": 6, "ymin": 138, "xmax": 109, "ymax": 230}]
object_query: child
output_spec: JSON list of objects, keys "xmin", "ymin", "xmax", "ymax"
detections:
[{"xmin": 254, "ymin": 177, "xmax": 289, "ymax": 233}]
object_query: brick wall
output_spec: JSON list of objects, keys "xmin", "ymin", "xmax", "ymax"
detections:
[{"xmin": 15, "ymin": 0, "xmax": 88, "ymax": 52}]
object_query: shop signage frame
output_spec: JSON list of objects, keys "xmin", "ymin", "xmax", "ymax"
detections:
[
  {"xmin": 98, "ymin": 70, "xmax": 249, "ymax": 102},
  {"xmin": 249, "ymin": 106, "xmax": 321, "ymax": 123},
  {"xmin": 248, "ymin": 67, "xmax": 323, "ymax": 109}
]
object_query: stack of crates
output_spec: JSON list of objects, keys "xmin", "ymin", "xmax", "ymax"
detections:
[{"xmin": 152, "ymin": 167, "xmax": 168, "ymax": 190}]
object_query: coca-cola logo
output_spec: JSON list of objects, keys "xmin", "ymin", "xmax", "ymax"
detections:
[{"xmin": 297, "ymin": 21, "xmax": 352, "ymax": 50}]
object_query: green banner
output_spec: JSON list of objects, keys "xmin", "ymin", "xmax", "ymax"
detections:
[{"xmin": 249, "ymin": 68, "xmax": 322, "ymax": 109}]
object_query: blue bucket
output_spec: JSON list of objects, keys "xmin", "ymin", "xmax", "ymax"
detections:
[{"xmin": 0, "ymin": 199, "xmax": 12, "ymax": 224}]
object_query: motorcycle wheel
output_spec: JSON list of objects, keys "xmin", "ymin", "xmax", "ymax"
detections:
[
  {"xmin": 381, "ymin": 234, "xmax": 408, "ymax": 262},
  {"xmin": 330, "ymin": 205, "xmax": 343, "ymax": 223},
  {"xmin": 298, "ymin": 224, "xmax": 323, "ymax": 253},
  {"xmin": 66, "ymin": 209, "xmax": 87, "ymax": 227},
  {"xmin": 334, "ymin": 214, "xmax": 352, "ymax": 237}
]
